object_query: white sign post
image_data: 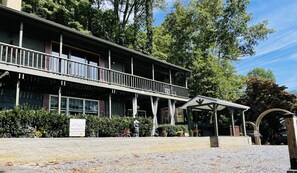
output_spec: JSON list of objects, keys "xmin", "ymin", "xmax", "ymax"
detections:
[{"xmin": 69, "ymin": 119, "xmax": 86, "ymax": 137}]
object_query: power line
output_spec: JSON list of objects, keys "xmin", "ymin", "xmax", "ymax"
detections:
[
  {"xmin": 236, "ymin": 40, "xmax": 297, "ymax": 68},
  {"xmin": 236, "ymin": 29, "xmax": 297, "ymax": 67},
  {"xmin": 237, "ymin": 49, "xmax": 297, "ymax": 73},
  {"xmin": 257, "ymin": 28, "xmax": 297, "ymax": 51}
]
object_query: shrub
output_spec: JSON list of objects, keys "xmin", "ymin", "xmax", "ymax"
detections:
[
  {"xmin": 156, "ymin": 124, "xmax": 187, "ymax": 137},
  {"xmin": 0, "ymin": 107, "xmax": 153, "ymax": 137}
]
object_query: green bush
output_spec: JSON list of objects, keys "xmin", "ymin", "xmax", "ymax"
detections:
[
  {"xmin": 156, "ymin": 124, "xmax": 186, "ymax": 137},
  {"xmin": 0, "ymin": 107, "xmax": 153, "ymax": 137}
]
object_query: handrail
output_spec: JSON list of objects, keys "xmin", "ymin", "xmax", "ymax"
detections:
[{"xmin": 0, "ymin": 42, "xmax": 189, "ymax": 98}]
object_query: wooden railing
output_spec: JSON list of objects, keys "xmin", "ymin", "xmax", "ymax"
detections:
[{"xmin": 0, "ymin": 42, "xmax": 189, "ymax": 98}]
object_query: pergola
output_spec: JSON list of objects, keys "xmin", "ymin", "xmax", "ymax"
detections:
[{"xmin": 180, "ymin": 95, "xmax": 250, "ymax": 137}]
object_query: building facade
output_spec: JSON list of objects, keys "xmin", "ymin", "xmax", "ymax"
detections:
[{"xmin": 0, "ymin": 3, "xmax": 190, "ymax": 127}]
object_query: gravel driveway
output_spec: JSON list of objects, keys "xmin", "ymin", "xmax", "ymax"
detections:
[{"xmin": 0, "ymin": 145, "xmax": 290, "ymax": 173}]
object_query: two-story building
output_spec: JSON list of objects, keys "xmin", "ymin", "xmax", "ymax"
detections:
[{"xmin": 0, "ymin": 1, "xmax": 191, "ymax": 133}]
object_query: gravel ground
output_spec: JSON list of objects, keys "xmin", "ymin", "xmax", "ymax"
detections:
[{"xmin": 1, "ymin": 145, "xmax": 290, "ymax": 173}]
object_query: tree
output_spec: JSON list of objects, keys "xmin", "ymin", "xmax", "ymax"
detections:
[
  {"xmin": 22, "ymin": 0, "xmax": 165, "ymax": 52},
  {"xmin": 247, "ymin": 68, "xmax": 275, "ymax": 81},
  {"xmin": 159, "ymin": 0, "xmax": 273, "ymax": 100},
  {"xmin": 237, "ymin": 76, "xmax": 297, "ymax": 143}
]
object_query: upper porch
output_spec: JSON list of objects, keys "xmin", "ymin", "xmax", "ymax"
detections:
[{"xmin": 0, "ymin": 5, "xmax": 190, "ymax": 101}]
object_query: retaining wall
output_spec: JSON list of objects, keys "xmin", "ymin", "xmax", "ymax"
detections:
[{"xmin": 0, "ymin": 136, "xmax": 251, "ymax": 164}]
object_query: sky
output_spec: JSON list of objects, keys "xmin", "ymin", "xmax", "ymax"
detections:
[{"xmin": 153, "ymin": 0, "xmax": 297, "ymax": 92}]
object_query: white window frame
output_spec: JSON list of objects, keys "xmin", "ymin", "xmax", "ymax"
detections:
[{"xmin": 49, "ymin": 95, "xmax": 99, "ymax": 116}]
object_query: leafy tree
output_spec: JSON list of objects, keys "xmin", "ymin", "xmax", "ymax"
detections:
[
  {"xmin": 247, "ymin": 67, "xmax": 275, "ymax": 81},
  {"xmin": 238, "ymin": 76, "xmax": 296, "ymax": 121},
  {"xmin": 159, "ymin": 0, "xmax": 273, "ymax": 100},
  {"xmin": 237, "ymin": 76, "xmax": 297, "ymax": 143}
]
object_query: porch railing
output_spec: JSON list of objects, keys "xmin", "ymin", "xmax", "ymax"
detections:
[{"xmin": 0, "ymin": 42, "xmax": 189, "ymax": 98}]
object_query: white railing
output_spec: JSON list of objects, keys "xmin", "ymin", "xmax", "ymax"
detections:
[{"xmin": 0, "ymin": 42, "xmax": 189, "ymax": 98}]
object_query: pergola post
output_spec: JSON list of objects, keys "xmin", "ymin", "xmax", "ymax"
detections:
[
  {"xmin": 186, "ymin": 107, "xmax": 192, "ymax": 137},
  {"xmin": 213, "ymin": 104, "xmax": 219, "ymax": 137},
  {"xmin": 242, "ymin": 110, "xmax": 247, "ymax": 136},
  {"xmin": 229, "ymin": 108, "xmax": 235, "ymax": 136}
]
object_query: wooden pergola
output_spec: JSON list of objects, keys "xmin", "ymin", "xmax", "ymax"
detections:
[{"xmin": 180, "ymin": 95, "xmax": 250, "ymax": 137}]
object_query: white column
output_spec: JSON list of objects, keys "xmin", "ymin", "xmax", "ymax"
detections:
[
  {"xmin": 59, "ymin": 34, "xmax": 63, "ymax": 73},
  {"xmin": 152, "ymin": 64, "xmax": 155, "ymax": 80},
  {"xmin": 150, "ymin": 96, "xmax": 159, "ymax": 136},
  {"xmin": 169, "ymin": 69, "xmax": 172, "ymax": 84},
  {"xmin": 15, "ymin": 74, "xmax": 21, "ymax": 106},
  {"xmin": 19, "ymin": 22, "xmax": 23, "ymax": 47},
  {"xmin": 108, "ymin": 49, "xmax": 111, "ymax": 69},
  {"xmin": 131, "ymin": 57, "xmax": 134, "ymax": 75},
  {"xmin": 132, "ymin": 94, "xmax": 138, "ymax": 118},
  {"xmin": 58, "ymin": 82, "xmax": 62, "ymax": 114},
  {"xmin": 168, "ymin": 99, "xmax": 176, "ymax": 125},
  {"xmin": 109, "ymin": 93, "xmax": 112, "ymax": 118}
]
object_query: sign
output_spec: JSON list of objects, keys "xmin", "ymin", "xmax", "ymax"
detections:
[{"xmin": 69, "ymin": 119, "xmax": 86, "ymax": 137}]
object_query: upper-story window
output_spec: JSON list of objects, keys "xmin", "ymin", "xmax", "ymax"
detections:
[{"xmin": 51, "ymin": 43, "xmax": 100, "ymax": 80}]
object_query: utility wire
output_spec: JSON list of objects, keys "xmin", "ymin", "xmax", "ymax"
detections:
[
  {"xmin": 237, "ymin": 49, "xmax": 297, "ymax": 73},
  {"xmin": 236, "ymin": 40, "xmax": 297, "ymax": 67},
  {"xmin": 257, "ymin": 28, "xmax": 297, "ymax": 51},
  {"xmin": 236, "ymin": 29, "xmax": 297, "ymax": 67}
]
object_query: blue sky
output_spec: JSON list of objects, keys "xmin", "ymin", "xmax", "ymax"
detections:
[{"xmin": 153, "ymin": 0, "xmax": 297, "ymax": 91}]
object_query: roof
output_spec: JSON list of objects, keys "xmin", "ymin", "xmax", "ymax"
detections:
[
  {"xmin": 0, "ymin": 5, "xmax": 191, "ymax": 73},
  {"xmin": 180, "ymin": 95, "xmax": 250, "ymax": 111}
]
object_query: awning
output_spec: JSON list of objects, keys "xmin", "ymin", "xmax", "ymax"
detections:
[{"xmin": 180, "ymin": 95, "xmax": 250, "ymax": 111}]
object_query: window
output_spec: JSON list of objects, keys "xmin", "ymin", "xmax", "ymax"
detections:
[
  {"xmin": 85, "ymin": 100, "xmax": 98, "ymax": 114},
  {"xmin": 50, "ymin": 96, "xmax": 67, "ymax": 113},
  {"xmin": 51, "ymin": 43, "xmax": 100, "ymax": 79},
  {"xmin": 69, "ymin": 98, "xmax": 83, "ymax": 114},
  {"xmin": 49, "ymin": 95, "xmax": 99, "ymax": 115}
]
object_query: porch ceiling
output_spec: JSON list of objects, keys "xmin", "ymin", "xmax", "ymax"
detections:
[{"xmin": 180, "ymin": 95, "xmax": 250, "ymax": 111}]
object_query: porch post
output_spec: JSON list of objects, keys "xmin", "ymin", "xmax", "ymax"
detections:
[
  {"xmin": 152, "ymin": 64, "xmax": 154, "ymax": 80},
  {"xmin": 131, "ymin": 57, "xmax": 134, "ymax": 75},
  {"xmin": 169, "ymin": 69, "xmax": 172, "ymax": 84},
  {"xmin": 230, "ymin": 108, "xmax": 235, "ymax": 136},
  {"xmin": 108, "ymin": 93, "xmax": 112, "ymax": 118},
  {"xmin": 150, "ymin": 96, "xmax": 159, "ymax": 136},
  {"xmin": 168, "ymin": 99, "xmax": 176, "ymax": 125},
  {"xmin": 242, "ymin": 110, "xmax": 247, "ymax": 136},
  {"xmin": 59, "ymin": 34, "xmax": 63, "ymax": 73},
  {"xmin": 132, "ymin": 93, "xmax": 138, "ymax": 118},
  {"xmin": 58, "ymin": 85, "xmax": 61, "ymax": 114},
  {"xmin": 108, "ymin": 49, "xmax": 111, "ymax": 69},
  {"xmin": 19, "ymin": 22, "xmax": 23, "ymax": 47},
  {"xmin": 213, "ymin": 104, "xmax": 219, "ymax": 137},
  {"xmin": 15, "ymin": 73, "xmax": 21, "ymax": 106}
]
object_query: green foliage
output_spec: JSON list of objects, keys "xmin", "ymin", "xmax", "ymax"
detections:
[
  {"xmin": 238, "ymin": 76, "xmax": 297, "ymax": 121},
  {"xmin": 0, "ymin": 107, "xmax": 153, "ymax": 137},
  {"xmin": 247, "ymin": 67, "xmax": 275, "ymax": 81},
  {"xmin": 156, "ymin": 124, "xmax": 186, "ymax": 137},
  {"xmin": 158, "ymin": 0, "xmax": 273, "ymax": 100}
]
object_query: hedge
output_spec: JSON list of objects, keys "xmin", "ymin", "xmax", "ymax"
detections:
[{"xmin": 0, "ymin": 107, "xmax": 153, "ymax": 137}]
